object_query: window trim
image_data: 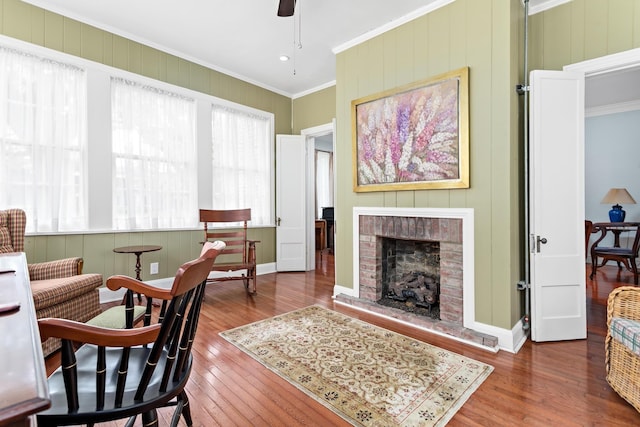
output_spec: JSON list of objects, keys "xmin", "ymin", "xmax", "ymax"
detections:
[{"xmin": 0, "ymin": 34, "xmax": 275, "ymax": 235}]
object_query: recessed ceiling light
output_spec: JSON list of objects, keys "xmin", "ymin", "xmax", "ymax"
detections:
[{"xmin": 279, "ymin": 55, "xmax": 290, "ymax": 62}]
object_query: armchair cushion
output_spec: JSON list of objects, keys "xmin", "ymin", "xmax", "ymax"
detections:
[
  {"xmin": 31, "ymin": 273, "xmax": 103, "ymax": 312},
  {"xmin": 610, "ymin": 317, "xmax": 640, "ymax": 357}
]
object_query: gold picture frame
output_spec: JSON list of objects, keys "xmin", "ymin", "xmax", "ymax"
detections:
[{"xmin": 352, "ymin": 67, "xmax": 469, "ymax": 192}]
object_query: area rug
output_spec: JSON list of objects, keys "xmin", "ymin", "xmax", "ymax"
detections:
[{"xmin": 219, "ymin": 305, "xmax": 493, "ymax": 426}]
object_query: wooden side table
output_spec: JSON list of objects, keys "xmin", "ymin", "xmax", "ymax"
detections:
[
  {"xmin": 113, "ymin": 245, "xmax": 162, "ymax": 281},
  {"xmin": 113, "ymin": 245, "xmax": 162, "ymax": 305}
]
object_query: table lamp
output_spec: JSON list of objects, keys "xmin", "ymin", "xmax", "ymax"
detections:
[{"xmin": 601, "ymin": 188, "xmax": 636, "ymax": 222}]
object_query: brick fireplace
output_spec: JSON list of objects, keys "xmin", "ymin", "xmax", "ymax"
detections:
[{"xmin": 335, "ymin": 207, "xmax": 498, "ymax": 349}]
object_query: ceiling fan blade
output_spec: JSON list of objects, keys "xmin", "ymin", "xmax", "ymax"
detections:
[{"xmin": 277, "ymin": 0, "xmax": 296, "ymax": 17}]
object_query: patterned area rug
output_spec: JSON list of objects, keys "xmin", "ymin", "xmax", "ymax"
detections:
[{"xmin": 219, "ymin": 305, "xmax": 493, "ymax": 426}]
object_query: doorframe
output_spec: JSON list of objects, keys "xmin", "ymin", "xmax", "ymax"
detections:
[
  {"xmin": 564, "ymin": 48, "xmax": 640, "ymax": 77},
  {"xmin": 564, "ymin": 48, "xmax": 640, "ymax": 262},
  {"xmin": 301, "ymin": 121, "xmax": 336, "ymax": 270}
]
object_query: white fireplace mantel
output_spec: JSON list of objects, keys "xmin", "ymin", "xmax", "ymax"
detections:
[{"xmin": 350, "ymin": 206, "xmax": 475, "ymax": 329}]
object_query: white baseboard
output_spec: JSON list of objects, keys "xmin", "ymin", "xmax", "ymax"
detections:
[
  {"xmin": 332, "ymin": 284, "xmax": 358, "ymax": 298},
  {"xmin": 99, "ymin": 262, "xmax": 277, "ymax": 303},
  {"xmin": 473, "ymin": 319, "xmax": 528, "ymax": 354}
]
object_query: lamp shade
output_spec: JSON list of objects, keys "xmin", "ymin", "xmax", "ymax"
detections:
[
  {"xmin": 601, "ymin": 188, "xmax": 637, "ymax": 205},
  {"xmin": 601, "ymin": 188, "xmax": 636, "ymax": 222}
]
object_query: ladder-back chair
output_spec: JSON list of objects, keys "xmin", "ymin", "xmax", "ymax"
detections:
[
  {"xmin": 36, "ymin": 241, "xmax": 225, "ymax": 427},
  {"xmin": 590, "ymin": 222, "xmax": 640, "ymax": 285},
  {"xmin": 199, "ymin": 208, "xmax": 259, "ymax": 294}
]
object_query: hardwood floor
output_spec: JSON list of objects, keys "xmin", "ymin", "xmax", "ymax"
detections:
[{"xmin": 44, "ymin": 254, "xmax": 640, "ymax": 426}]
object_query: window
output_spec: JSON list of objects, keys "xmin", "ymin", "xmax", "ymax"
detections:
[
  {"xmin": 111, "ymin": 78, "xmax": 197, "ymax": 230},
  {"xmin": 211, "ymin": 106, "xmax": 273, "ymax": 226},
  {"xmin": 0, "ymin": 46, "xmax": 88, "ymax": 232},
  {"xmin": 315, "ymin": 150, "xmax": 334, "ymax": 218},
  {"xmin": 0, "ymin": 38, "xmax": 275, "ymax": 234}
]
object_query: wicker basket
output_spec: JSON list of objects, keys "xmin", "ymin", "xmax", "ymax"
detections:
[{"xmin": 606, "ymin": 286, "xmax": 640, "ymax": 412}]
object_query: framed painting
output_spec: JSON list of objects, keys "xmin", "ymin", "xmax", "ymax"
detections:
[{"xmin": 352, "ymin": 67, "xmax": 469, "ymax": 192}]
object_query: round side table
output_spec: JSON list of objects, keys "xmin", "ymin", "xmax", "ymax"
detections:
[
  {"xmin": 113, "ymin": 245, "xmax": 162, "ymax": 304},
  {"xmin": 113, "ymin": 245, "xmax": 162, "ymax": 281}
]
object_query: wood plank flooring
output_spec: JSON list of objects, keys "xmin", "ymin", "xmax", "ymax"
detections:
[{"xmin": 44, "ymin": 254, "xmax": 640, "ymax": 426}]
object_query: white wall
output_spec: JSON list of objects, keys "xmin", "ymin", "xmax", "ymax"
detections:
[{"xmin": 586, "ymin": 109, "xmax": 640, "ymax": 248}]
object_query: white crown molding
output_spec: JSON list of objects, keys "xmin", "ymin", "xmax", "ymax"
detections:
[
  {"xmin": 525, "ymin": 0, "xmax": 572, "ymax": 16},
  {"xmin": 332, "ymin": 0, "xmax": 456, "ymax": 55},
  {"xmin": 586, "ymin": 100, "xmax": 640, "ymax": 118},
  {"xmin": 292, "ymin": 80, "xmax": 336, "ymax": 99}
]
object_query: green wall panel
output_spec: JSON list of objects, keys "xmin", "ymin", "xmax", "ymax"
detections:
[
  {"xmin": 81, "ymin": 24, "xmax": 103, "ymax": 63},
  {"xmin": 43, "ymin": 11, "xmax": 63, "ymax": 52},
  {"xmin": 141, "ymin": 45, "xmax": 162, "ymax": 81},
  {"xmin": 292, "ymin": 86, "xmax": 336, "ymax": 133}
]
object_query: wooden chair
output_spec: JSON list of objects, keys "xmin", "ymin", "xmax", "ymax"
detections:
[
  {"xmin": 36, "ymin": 241, "xmax": 225, "ymax": 427},
  {"xmin": 199, "ymin": 208, "xmax": 259, "ymax": 294},
  {"xmin": 590, "ymin": 222, "xmax": 640, "ymax": 285},
  {"xmin": 585, "ymin": 220, "xmax": 593, "ymax": 257}
]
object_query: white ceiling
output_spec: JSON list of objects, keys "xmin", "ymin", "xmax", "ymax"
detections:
[
  {"xmin": 21, "ymin": 0, "xmax": 560, "ymax": 98},
  {"xmin": 20, "ymin": 0, "xmax": 634, "ymax": 107},
  {"xmin": 22, "ymin": 0, "xmax": 454, "ymax": 97}
]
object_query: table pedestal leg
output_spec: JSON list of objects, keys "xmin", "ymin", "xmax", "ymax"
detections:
[{"xmin": 133, "ymin": 252, "xmax": 143, "ymax": 303}]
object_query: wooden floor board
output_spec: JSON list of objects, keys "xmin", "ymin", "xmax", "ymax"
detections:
[{"xmin": 43, "ymin": 254, "xmax": 640, "ymax": 426}]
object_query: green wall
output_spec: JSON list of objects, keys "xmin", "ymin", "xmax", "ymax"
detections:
[
  {"xmin": 528, "ymin": 0, "xmax": 640, "ymax": 70},
  {"xmin": 334, "ymin": 0, "xmax": 524, "ymax": 329},
  {"xmin": 292, "ymin": 86, "xmax": 336, "ymax": 133},
  {"xmin": 0, "ymin": 0, "xmax": 287, "ymax": 282}
]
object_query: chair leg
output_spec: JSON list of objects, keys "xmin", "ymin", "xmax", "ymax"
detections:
[
  {"xmin": 590, "ymin": 256, "xmax": 597, "ymax": 279},
  {"xmin": 142, "ymin": 409, "xmax": 158, "ymax": 427},
  {"xmin": 248, "ymin": 268, "xmax": 256, "ymax": 294},
  {"xmin": 179, "ymin": 391, "xmax": 193, "ymax": 427}
]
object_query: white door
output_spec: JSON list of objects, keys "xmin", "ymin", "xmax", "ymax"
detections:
[
  {"xmin": 276, "ymin": 134, "xmax": 307, "ymax": 271},
  {"xmin": 530, "ymin": 70, "xmax": 586, "ymax": 342}
]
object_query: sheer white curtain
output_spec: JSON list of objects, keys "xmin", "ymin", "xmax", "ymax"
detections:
[
  {"xmin": 315, "ymin": 150, "xmax": 333, "ymax": 218},
  {"xmin": 211, "ymin": 106, "xmax": 272, "ymax": 226},
  {"xmin": 0, "ymin": 46, "xmax": 87, "ymax": 232},
  {"xmin": 111, "ymin": 78, "xmax": 198, "ymax": 230}
]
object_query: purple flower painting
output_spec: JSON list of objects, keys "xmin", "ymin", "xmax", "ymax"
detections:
[{"xmin": 353, "ymin": 69, "xmax": 468, "ymax": 191}]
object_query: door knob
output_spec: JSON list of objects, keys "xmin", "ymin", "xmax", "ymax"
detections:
[{"xmin": 536, "ymin": 236, "xmax": 548, "ymax": 253}]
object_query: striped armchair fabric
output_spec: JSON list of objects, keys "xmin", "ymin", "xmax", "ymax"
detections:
[{"xmin": 0, "ymin": 208, "xmax": 102, "ymax": 356}]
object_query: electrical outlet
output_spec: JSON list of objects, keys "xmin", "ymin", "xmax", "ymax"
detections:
[{"xmin": 150, "ymin": 262, "xmax": 159, "ymax": 275}]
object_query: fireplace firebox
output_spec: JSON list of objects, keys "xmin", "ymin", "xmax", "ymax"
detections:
[{"xmin": 378, "ymin": 238, "xmax": 441, "ymax": 319}]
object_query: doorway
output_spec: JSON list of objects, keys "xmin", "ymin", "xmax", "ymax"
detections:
[
  {"xmin": 565, "ymin": 49, "xmax": 640, "ymax": 260},
  {"xmin": 301, "ymin": 121, "xmax": 336, "ymax": 271}
]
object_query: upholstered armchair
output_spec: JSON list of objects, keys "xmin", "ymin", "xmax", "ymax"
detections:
[
  {"xmin": 1, "ymin": 208, "xmax": 83, "ymax": 275},
  {"xmin": 0, "ymin": 208, "xmax": 102, "ymax": 356}
]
